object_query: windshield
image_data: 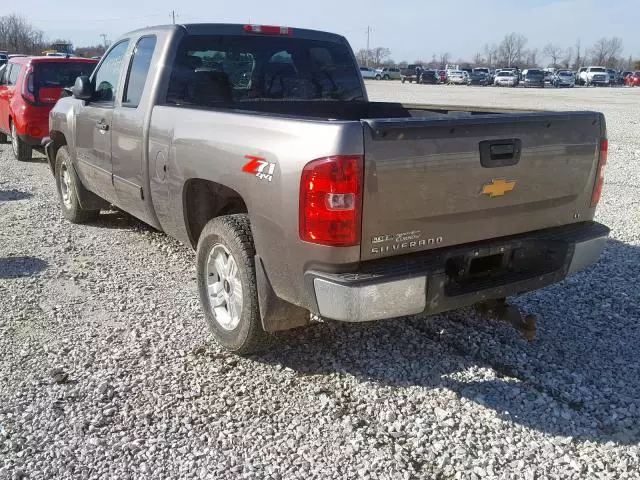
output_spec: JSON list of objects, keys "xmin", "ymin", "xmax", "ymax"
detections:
[
  {"xmin": 167, "ymin": 34, "xmax": 364, "ymax": 105},
  {"xmin": 35, "ymin": 61, "xmax": 96, "ymax": 88},
  {"xmin": 590, "ymin": 67, "xmax": 605, "ymax": 72},
  {"xmin": 527, "ymin": 70, "xmax": 543, "ymax": 75}
]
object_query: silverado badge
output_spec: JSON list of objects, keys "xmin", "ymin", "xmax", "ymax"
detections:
[{"xmin": 481, "ymin": 178, "xmax": 516, "ymax": 198}]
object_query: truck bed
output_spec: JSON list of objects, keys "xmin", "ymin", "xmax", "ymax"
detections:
[
  {"xmin": 197, "ymin": 101, "xmax": 604, "ymax": 262},
  {"xmin": 194, "ymin": 100, "xmax": 532, "ymax": 121}
]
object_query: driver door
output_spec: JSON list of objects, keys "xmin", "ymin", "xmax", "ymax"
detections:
[{"xmin": 74, "ymin": 40, "xmax": 130, "ymax": 203}]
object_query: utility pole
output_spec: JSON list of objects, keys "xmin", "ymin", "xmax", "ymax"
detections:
[
  {"xmin": 171, "ymin": 10, "xmax": 176, "ymax": 24},
  {"xmin": 365, "ymin": 25, "xmax": 371, "ymax": 66}
]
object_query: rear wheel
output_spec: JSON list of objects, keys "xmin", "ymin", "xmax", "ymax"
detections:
[
  {"xmin": 196, "ymin": 214, "xmax": 268, "ymax": 355},
  {"xmin": 11, "ymin": 122, "xmax": 31, "ymax": 162},
  {"xmin": 401, "ymin": 77, "xmax": 406, "ymax": 83},
  {"xmin": 383, "ymin": 75, "xmax": 390, "ymax": 80},
  {"xmin": 375, "ymin": 75, "xmax": 381, "ymax": 80},
  {"xmin": 55, "ymin": 146, "xmax": 100, "ymax": 223}
]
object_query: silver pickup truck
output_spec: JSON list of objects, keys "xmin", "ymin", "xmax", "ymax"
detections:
[{"xmin": 45, "ymin": 23, "xmax": 609, "ymax": 354}]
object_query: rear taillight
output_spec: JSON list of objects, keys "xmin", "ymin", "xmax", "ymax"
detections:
[
  {"xmin": 243, "ymin": 24, "xmax": 292, "ymax": 35},
  {"xmin": 299, "ymin": 155, "xmax": 363, "ymax": 246},
  {"xmin": 591, "ymin": 139, "xmax": 608, "ymax": 207},
  {"xmin": 22, "ymin": 67, "xmax": 37, "ymax": 104}
]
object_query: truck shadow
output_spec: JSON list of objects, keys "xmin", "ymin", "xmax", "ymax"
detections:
[
  {"xmin": 0, "ymin": 256, "xmax": 48, "ymax": 278},
  {"xmin": 255, "ymin": 238, "xmax": 640, "ymax": 445},
  {"xmin": 0, "ymin": 189, "xmax": 33, "ymax": 202},
  {"xmin": 89, "ymin": 209, "xmax": 156, "ymax": 232}
]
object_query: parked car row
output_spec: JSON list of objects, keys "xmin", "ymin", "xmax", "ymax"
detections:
[
  {"xmin": 361, "ymin": 64, "xmax": 639, "ymax": 89},
  {"xmin": 360, "ymin": 64, "xmax": 640, "ymax": 88}
]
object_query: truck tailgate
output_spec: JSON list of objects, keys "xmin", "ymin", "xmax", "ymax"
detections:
[{"xmin": 361, "ymin": 112, "xmax": 604, "ymax": 261}]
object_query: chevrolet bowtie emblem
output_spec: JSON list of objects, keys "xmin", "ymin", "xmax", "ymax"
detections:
[{"xmin": 481, "ymin": 179, "xmax": 516, "ymax": 197}]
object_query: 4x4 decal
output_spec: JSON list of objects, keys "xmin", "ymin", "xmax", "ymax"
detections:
[{"xmin": 243, "ymin": 155, "xmax": 276, "ymax": 182}]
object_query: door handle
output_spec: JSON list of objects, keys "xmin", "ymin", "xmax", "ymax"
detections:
[{"xmin": 96, "ymin": 120, "xmax": 109, "ymax": 131}]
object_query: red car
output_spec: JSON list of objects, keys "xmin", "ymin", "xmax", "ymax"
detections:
[
  {"xmin": 624, "ymin": 72, "xmax": 640, "ymax": 87},
  {"xmin": 0, "ymin": 56, "xmax": 97, "ymax": 161},
  {"xmin": 438, "ymin": 70, "xmax": 446, "ymax": 83}
]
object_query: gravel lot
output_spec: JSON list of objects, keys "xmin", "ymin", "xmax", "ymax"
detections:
[{"xmin": 1, "ymin": 84, "xmax": 639, "ymax": 480}]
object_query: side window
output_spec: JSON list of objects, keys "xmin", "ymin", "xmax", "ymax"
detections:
[
  {"xmin": 123, "ymin": 36, "xmax": 157, "ymax": 108},
  {"xmin": 0, "ymin": 65, "xmax": 8, "ymax": 85},
  {"xmin": 7, "ymin": 64, "xmax": 21, "ymax": 86},
  {"xmin": 92, "ymin": 40, "xmax": 130, "ymax": 104}
]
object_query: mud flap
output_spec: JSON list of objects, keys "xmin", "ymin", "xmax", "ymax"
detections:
[{"xmin": 255, "ymin": 255, "xmax": 310, "ymax": 332}]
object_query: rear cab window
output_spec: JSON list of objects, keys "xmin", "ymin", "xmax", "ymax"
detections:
[{"xmin": 166, "ymin": 34, "xmax": 364, "ymax": 106}]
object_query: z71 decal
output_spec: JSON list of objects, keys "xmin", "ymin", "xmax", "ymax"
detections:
[{"xmin": 243, "ymin": 155, "xmax": 276, "ymax": 182}]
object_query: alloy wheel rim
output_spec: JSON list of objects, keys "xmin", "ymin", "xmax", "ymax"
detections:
[
  {"xmin": 60, "ymin": 163, "xmax": 72, "ymax": 209},
  {"xmin": 206, "ymin": 244, "xmax": 243, "ymax": 331}
]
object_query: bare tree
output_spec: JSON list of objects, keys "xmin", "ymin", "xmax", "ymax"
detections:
[
  {"xmin": 473, "ymin": 52, "xmax": 484, "ymax": 66},
  {"xmin": 438, "ymin": 52, "xmax": 450, "ymax": 69},
  {"xmin": 483, "ymin": 43, "xmax": 499, "ymax": 67},
  {"xmin": 561, "ymin": 48, "xmax": 573, "ymax": 69},
  {"xmin": 355, "ymin": 49, "xmax": 371, "ymax": 67},
  {"xmin": 0, "ymin": 14, "xmax": 45, "ymax": 54},
  {"xmin": 589, "ymin": 37, "xmax": 623, "ymax": 68},
  {"xmin": 371, "ymin": 47, "xmax": 391, "ymax": 67},
  {"xmin": 523, "ymin": 48, "xmax": 539, "ymax": 68},
  {"xmin": 572, "ymin": 38, "xmax": 582, "ymax": 70},
  {"xmin": 498, "ymin": 33, "xmax": 527, "ymax": 67},
  {"xmin": 542, "ymin": 43, "xmax": 563, "ymax": 67}
]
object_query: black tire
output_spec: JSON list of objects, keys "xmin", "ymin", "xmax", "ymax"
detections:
[
  {"xmin": 196, "ymin": 214, "xmax": 268, "ymax": 355},
  {"xmin": 55, "ymin": 146, "xmax": 100, "ymax": 223},
  {"xmin": 401, "ymin": 77, "xmax": 406, "ymax": 83},
  {"xmin": 11, "ymin": 122, "xmax": 32, "ymax": 162},
  {"xmin": 383, "ymin": 75, "xmax": 390, "ymax": 80},
  {"xmin": 0, "ymin": 131, "xmax": 7, "ymax": 143},
  {"xmin": 375, "ymin": 75, "xmax": 381, "ymax": 80}
]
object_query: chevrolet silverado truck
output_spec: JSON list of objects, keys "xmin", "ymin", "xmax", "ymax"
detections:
[{"xmin": 44, "ymin": 23, "xmax": 610, "ymax": 354}]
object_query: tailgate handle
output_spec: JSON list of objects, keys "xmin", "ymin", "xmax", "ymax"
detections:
[{"xmin": 479, "ymin": 139, "xmax": 521, "ymax": 167}]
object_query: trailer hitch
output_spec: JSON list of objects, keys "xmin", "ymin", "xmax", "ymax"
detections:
[{"xmin": 475, "ymin": 298, "xmax": 537, "ymax": 342}]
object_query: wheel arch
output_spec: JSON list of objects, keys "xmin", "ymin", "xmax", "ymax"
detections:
[
  {"xmin": 48, "ymin": 130, "xmax": 68, "ymax": 174},
  {"xmin": 183, "ymin": 178, "xmax": 249, "ymax": 248}
]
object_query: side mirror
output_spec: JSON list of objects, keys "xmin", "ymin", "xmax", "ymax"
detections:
[{"xmin": 72, "ymin": 75, "xmax": 93, "ymax": 101}]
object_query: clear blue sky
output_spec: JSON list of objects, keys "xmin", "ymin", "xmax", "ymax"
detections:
[{"xmin": 16, "ymin": 0, "xmax": 639, "ymax": 63}]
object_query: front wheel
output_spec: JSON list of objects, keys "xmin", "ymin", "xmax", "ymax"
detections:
[
  {"xmin": 11, "ymin": 122, "xmax": 32, "ymax": 162},
  {"xmin": 375, "ymin": 75, "xmax": 381, "ymax": 80},
  {"xmin": 196, "ymin": 215, "xmax": 268, "ymax": 355},
  {"xmin": 55, "ymin": 146, "xmax": 100, "ymax": 223},
  {"xmin": 383, "ymin": 75, "xmax": 390, "ymax": 80},
  {"xmin": 0, "ymin": 131, "xmax": 7, "ymax": 143}
]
